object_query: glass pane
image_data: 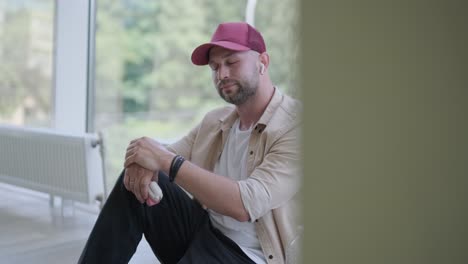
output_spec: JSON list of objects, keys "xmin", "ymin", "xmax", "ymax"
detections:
[
  {"xmin": 256, "ymin": 0, "xmax": 300, "ymax": 97},
  {"xmin": 0, "ymin": 0, "xmax": 54, "ymax": 128},
  {"xmin": 94, "ymin": 0, "xmax": 299, "ymax": 190}
]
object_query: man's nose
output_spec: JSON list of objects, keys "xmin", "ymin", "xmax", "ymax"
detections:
[{"xmin": 217, "ymin": 65, "xmax": 229, "ymax": 80}]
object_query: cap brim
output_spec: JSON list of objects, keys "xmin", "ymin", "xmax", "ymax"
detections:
[{"xmin": 191, "ymin": 41, "xmax": 251, "ymax": 65}]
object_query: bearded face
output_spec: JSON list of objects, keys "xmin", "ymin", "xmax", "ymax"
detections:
[
  {"xmin": 216, "ymin": 71, "xmax": 259, "ymax": 105},
  {"xmin": 209, "ymin": 48, "xmax": 261, "ymax": 106}
]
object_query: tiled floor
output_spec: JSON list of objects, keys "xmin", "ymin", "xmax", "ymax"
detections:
[{"xmin": 0, "ymin": 183, "xmax": 159, "ymax": 264}]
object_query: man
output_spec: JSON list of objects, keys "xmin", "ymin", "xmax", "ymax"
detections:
[{"xmin": 79, "ymin": 22, "xmax": 301, "ymax": 264}]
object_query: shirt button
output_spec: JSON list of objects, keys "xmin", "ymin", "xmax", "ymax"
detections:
[
  {"xmin": 249, "ymin": 151, "xmax": 253, "ymax": 155},
  {"xmin": 269, "ymin": 255, "xmax": 273, "ymax": 259},
  {"xmin": 255, "ymin": 219, "xmax": 258, "ymax": 222}
]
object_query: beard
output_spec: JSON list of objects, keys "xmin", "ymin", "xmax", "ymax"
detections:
[{"xmin": 217, "ymin": 76, "xmax": 258, "ymax": 105}]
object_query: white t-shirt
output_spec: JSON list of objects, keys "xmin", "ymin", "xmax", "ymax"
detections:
[{"xmin": 209, "ymin": 118, "xmax": 266, "ymax": 264}]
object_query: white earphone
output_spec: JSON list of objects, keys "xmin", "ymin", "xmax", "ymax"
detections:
[{"xmin": 260, "ymin": 63, "xmax": 265, "ymax": 74}]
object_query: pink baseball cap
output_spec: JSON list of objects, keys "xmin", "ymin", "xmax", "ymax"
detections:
[{"xmin": 191, "ymin": 22, "xmax": 266, "ymax": 65}]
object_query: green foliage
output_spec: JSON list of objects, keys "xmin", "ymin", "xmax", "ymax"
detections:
[
  {"xmin": 0, "ymin": 5, "xmax": 53, "ymax": 126},
  {"xmin": 256, "ymin": 0, "xmax": 300, "ymax": 97},
  {"xmin": 95, "ymin": 0, "xmax": 252, "ymax": 117}
]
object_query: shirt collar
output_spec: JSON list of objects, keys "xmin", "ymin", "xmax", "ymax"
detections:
[{"xmin": 256, "ymin": 87, "xmax": 282, "ymax": 127}]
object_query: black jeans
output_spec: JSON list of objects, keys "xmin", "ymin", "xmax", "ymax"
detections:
[{"xmin": 78, "ymin": 170, "xmax": 255, "ymax": 264}]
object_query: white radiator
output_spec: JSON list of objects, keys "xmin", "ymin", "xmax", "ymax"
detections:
[{"xmin": 0, "ymin": 125, "xmax": 105, "ymax": 204}]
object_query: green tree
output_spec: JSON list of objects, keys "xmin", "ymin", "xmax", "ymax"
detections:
[
  {"xmin": 0, "ymin": 6, "xmax": 53, "ymax": 126},
  {"xmin": 256, "ymin": 0, "xmax": 300, "ymax": 97}
]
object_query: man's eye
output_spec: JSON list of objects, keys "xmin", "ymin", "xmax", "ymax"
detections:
[{"xmin": 226, "ymin": 61, "xmax": 238, "ymax": 65}]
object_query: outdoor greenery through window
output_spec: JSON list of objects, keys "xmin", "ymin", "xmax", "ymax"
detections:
[
  {"xmin": 0, "ymin": 0, "xmax": 54, "ymax": 128},
  {"xmin": 94, "ymin": 0, "xmax": 299, "ymax": 190}
]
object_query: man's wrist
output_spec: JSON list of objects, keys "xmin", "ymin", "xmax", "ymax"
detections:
[
  {"xmin": 169, "ymin": 155, "xmax": 185, "ymax": 182},
  {"xmin": 163, "ymin": 152, "xmax": 176, "ymax": 174}
]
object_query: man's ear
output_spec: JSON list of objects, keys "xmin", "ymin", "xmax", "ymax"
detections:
[{"xmin": 259, "ymin": 52, "xmax": 270, "ymax": 74}]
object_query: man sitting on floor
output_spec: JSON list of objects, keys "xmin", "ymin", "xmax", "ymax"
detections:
[{"xmin": 79, "ymin": 21, "xmax": 302, "ymax": 264}]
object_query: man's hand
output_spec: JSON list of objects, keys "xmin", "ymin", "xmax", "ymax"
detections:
[
  {"xmin": 123, "ymin": 164, "xmax": 158, "ymax": 203},
  {"xmin": 124, "ymin": 137, "xmax": 174, "ymax": 172}
]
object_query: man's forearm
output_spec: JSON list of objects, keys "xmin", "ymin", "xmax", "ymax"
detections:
[{"xmin": 173, "ymin": 161, "xmax": 250, "ymax": 222}]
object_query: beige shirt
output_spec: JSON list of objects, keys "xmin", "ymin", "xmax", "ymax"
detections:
[{"xmin": 168, "ymin": 88, "xmax": 302, "ymax": 264}]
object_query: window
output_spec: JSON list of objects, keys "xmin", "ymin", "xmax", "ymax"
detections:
[
  {"xmin": 0, "ymin": 0, "xmax": 54, "ymax": 128},
  {"xmin": 94, "ymin": 0, "xmax": 299, "ymax": 189}
]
